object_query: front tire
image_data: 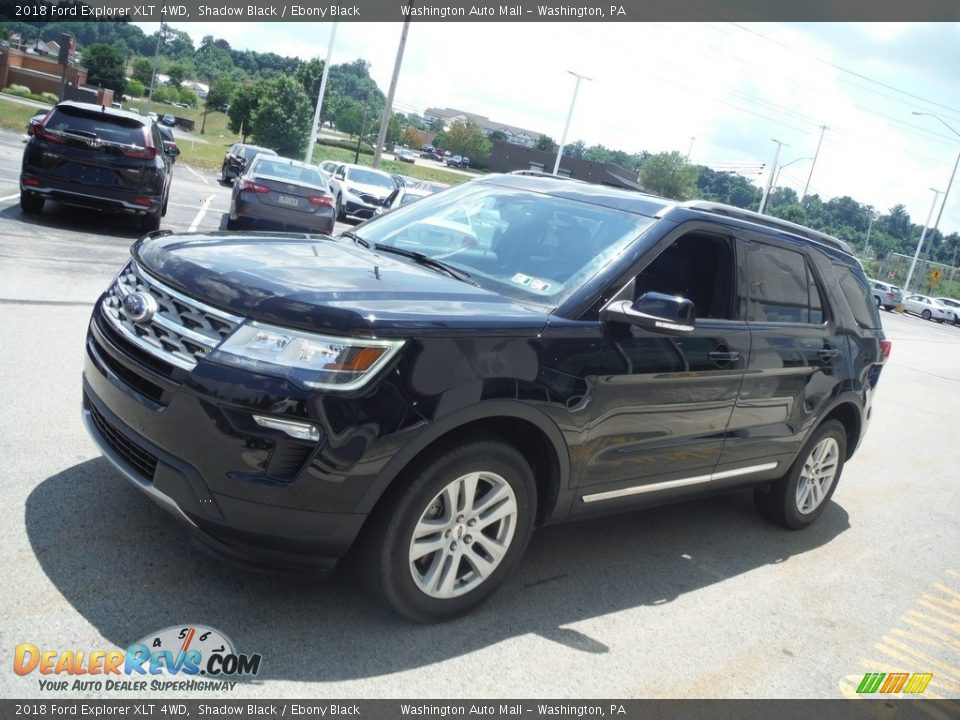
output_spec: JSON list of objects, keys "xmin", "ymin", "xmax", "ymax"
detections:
[
  {"xmin": 754, "ymin": 420, "xmax": 846, "ymax": 530},
  {"xmin": 336, "ymin": 194, "xmax": 346, "ymax": 221},
  {"xmin": 922, "ymin": 309, "xmax": 932, "ymax": 320},
  {"xmin": 362, "ymin": 439, "xmax": 537, "ymax": 622}
]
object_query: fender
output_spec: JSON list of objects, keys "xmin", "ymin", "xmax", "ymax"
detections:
[
  {"xmin": 798, "ymin": 390, "xmax": 866, "ymax": 460},
  {"xmin": 355, "ymin": 399, "xmax": 572, "ymax": 520}
]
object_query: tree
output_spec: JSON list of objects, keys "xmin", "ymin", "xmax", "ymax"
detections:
[
  {"xmin": 442, "ymin": 119, "xmax": 491, "ymax": 159},
  {"xmin": 536, "ymin": 134, "xmax": 555, "ymax": 151},
  {"xmin": 251, "ymin": 75, "xmax": 313, "ymax": 157},
  {"xmin": 152, "ymin": 87, "xmax": 179, "ymax": 104},
  {"xmin": 228, "ymin": 81, "xmax": 265, "ymax": 139},
  {"xmin": 83, "ymin": 43, "xmax": 126, "ymax": 96},
  {"xmin": 296, "ymin": 57, "xmax": 325, "ymax": 102},
  {"xmin": 566, "ymin": 139, "xmax": 586, "ymax": 159},
  {"xmin": 386, "ymin": 114, "xmax": 403, "ymax": 146},
  {"xmin": 132, "ymin": 58, "xmax": 154, "ymax": 85},
  {"xmin": 583, "ymin": 144, "xmax": 612, "ymax": 163},
  {"xmin": 206, "ymin": 77, "xmax": 236, "ymax": 111},
  {"xmin": 401, "ymin": 127, "xmax": 425, "ymax": 148},
  {"xmin": 772, "ymin": 204, "xmax": 807, "ymax": 224},
  {"xmin": 488, "ymin": 130, "xmax": 507, "ymax": 142},
  {"xmin": 166, "ymin": 63, "xmax": 188, "ymax": 89},
  {"xmin": 335, "ymin": 100, "xmax": 364, "ymax": 137},
  {"xmin": 639, "ymin": 151, "xmax": 699, "ymax": 200},
  {"xmin": 178, "ymin": 88, "xmax": 198, "ymax": 107},
  {"xmin": 429, "ymin": 117, "xmax": 444, "ymax": 133},
  {"xmin": 125, "ymin": 79, "xmax": 145, "ymax": 98}
]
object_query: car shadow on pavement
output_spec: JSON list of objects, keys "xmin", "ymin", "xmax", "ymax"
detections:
[
  {"xmin": 0, "ymin": 202, "xmax": 150, "ymax": 238},
  {"xmin": 26, "ymin": 458, "xmax": 849, "ymax": 682}
]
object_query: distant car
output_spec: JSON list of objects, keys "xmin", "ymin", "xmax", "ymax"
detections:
[
  {"xmin": 903, "ymin": 294, "xmax": 952, "ymax": 322},
  {"xmin": 374, "ymin": 185, "xmax": 434, "ymax": 216},
  {"xmin": 220, "ymin": 143, "xmax": 278, "ymax": 184},
  {"xmin": 228, "ymin": 155, "xmax": 335, "ymax": 234},
  {"xmin": 395, "ymin": 148, "xmax": 417, "ymax": 163},
  {"xmin": 935, "ymin": 297, "xmax": 960, "ymax": 325},
  {"xmin": 26, "ymin": 110, "xmax": 47, "ymax": 136},
  {"xmin": 445, "ymin": 155, "xmax": 470, "ymax": 168},
  {"xmin": 868, "ymin": 278, "xmax": 902, "ymax": 311},
  {"xmin": 157, "ymin": 125, "xmax": 178, "ymax": 164},
  {"xmin": 147, "ymin": 112, "xmax": 158, "ymax": 122},
  {"xmin": 160, "ymin": 113, "xmax": 176, "ymax": 127},
  {"xmin": 327, "ymin": 163, "xmax": 397, "ymax": 220},
  {"xmin": 20, "ymin": 101, "xmax": 176, "ymax": 232},
  {"xmin": 318, "ymin": 160, "xmax": 339, "ymax": 181},
  {"xmin": 420, "ymin": 148, "xmax": 443, "ymax": 161}
]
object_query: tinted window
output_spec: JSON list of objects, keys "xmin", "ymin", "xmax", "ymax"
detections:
[
  {"xmin": 348, "ymin": 168, "xmax": 396, "ymax": 190},
  {"xmin": 45, "ymin": 106, "xmax": 147, "ymax": 148},
  {"xmin": 746, "ymin": 242, "xmax": 822, "ymax": 324},
  {"xmin": 834, "ymin": 264, "xmax": 882, "ymax": 329},
  {"xmin": 252, "ymin": 159, "xmax": 326, "ymax": 187}
]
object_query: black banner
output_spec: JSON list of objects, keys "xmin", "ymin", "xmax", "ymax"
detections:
[
  {"xmin": 2, "ymin": 700, "xmax": 957, "ymax": 719},
  {"xmin": 1, "ymin": 0, "xmax": 960, "ymax": 22}
]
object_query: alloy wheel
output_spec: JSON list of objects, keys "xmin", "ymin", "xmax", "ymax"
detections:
[{"xmin": 795, "ymin": 437, "xmax": 839, "ymax": 514}]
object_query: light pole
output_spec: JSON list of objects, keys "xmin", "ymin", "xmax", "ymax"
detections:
[
  {"xmin": 305, "ymin": 22, "xmax": 338, "ymax": 164},
  {"xmin": 553, "ymin": 71, "xmax": 592, "ymax": 176},
  {"xmin": 862, "ymin": 212, "xmax": 877, "ymax": 259},
  {"xmin": 911, "ymin": 111, "xmax": 960, "ymax": 270},
  {"xmin": 801, "ymin": 124, "xmax": 828, "ymax": 202},
  {"xmin": 758, "ymin": 139, "xmax": 788, "ymax": 214},
  {"xmin": 373, "ymin": 15, "xmax": 412, "ymax": 169},
  {"xmin": 772, "ymin": 156, "xmax": 813, "ymax": 188},
  {"xmin": 685, "ymin": 136, "xmax": 695, "ymax": 163},
  {"xmin": 903, "ymin": 187, "xmax": 943, "ymax": 293}
]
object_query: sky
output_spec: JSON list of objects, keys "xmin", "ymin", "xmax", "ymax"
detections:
[{"xmin": 153, "ymin": 21, "xmax": 960, "ymax": 237}]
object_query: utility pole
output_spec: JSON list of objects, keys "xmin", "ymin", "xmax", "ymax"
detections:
[
  {"xmin": 354, "ymin": 94, "xmax": 370, "ymax": 164},
  {"xmin": 373, "ymin": 13, "xmax": 412, "ymax": 168},
  {"xmin": 862, "ymin": 213, "xmax": 876, "ymax": 259},
  {"xmin": 801, "ymin": 124, "xmax": 828, "ymax": 202},
  {"xmin": 305, "ymin": 21, "xmax": 338, "ymax": 164},
  {"xmin": 904, "ymin": 188, "xmax": 943, "ymax": 293},
  {"xmin": 758, "ymin": 139, "xmax": 788, "ymax": 214},
  {"xmin": 685, "ymin": 136, "xmax": 695, "ymax": 163},
  {"xmin": 553, "ymin": 71, "xmax": 592, "ymax": 175}
]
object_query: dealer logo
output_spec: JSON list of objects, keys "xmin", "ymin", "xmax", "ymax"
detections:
[{"xmin": 15, "ymin": 624, "xmax": 263, "ymax": 692}]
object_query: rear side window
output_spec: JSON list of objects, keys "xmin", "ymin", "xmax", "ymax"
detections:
[
  {"xmin": 745, "ymin": 242, "xmax": 825, "ymax": 324},
  {"xmin": 44, "ymin": 106, "xmax": 147, "ymax": 148},
  {"xmin": 834, "ymin": 264, "xmax": 882, "ymax": 329}
]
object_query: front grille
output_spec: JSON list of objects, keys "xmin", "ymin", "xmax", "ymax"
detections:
[
  {"xmin": 89, "ymin": 402, "xmax": 159, "ymax": 482},
  {"xmin": 100, "ymin": 262, "xmax": 243, "ymax": 371},
  {"xmin": 358, "ymin": 192, "xmax": 387, "ymax": 206},
  {"xmin": 90, "ymin": 333, "xmax": 166, "ymax": 404}
]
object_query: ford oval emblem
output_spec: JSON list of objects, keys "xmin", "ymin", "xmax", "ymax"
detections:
[{"xmin": 121, "ymin": 292, "xmax": 157, "ymax": 323}]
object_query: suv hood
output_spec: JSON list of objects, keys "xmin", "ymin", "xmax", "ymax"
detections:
[{"xmin": 133, "ymin": 233, "xmax": 549, "ymax": 337}]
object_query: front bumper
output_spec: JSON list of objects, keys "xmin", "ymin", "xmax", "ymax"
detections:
[{"xmin": 81, "ymin": 308, "xmax": 371, "ymax": 572}]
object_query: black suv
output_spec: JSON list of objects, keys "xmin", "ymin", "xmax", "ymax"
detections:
[
  {"xmin": 20, "ymin": 102, "xmax": 177, "ymax": 232},
  {"xmin": 81, "ymin": 175, "xmax": 890, "ymax": 622},
  {"xmin": 221, "ymin": 143, "xmax": 277, "ymax": 184}
]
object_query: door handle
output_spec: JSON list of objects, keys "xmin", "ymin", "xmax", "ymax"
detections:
[{"xmin": 708, "ymin": 351, "xmax": 740, "ymax": 363}]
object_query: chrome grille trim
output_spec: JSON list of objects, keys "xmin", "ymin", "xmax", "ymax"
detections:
[{"xmin": 101, "ymin": 261, "xmax": 244, "ymax": 371}]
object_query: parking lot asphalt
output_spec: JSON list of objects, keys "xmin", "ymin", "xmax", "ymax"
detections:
[{"xmin": 1, "ymin": 127, "xmax": 958, "ymax": 700}]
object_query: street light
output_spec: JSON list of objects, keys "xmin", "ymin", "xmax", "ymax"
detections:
[
  {"xmin": 903, "ymin": 187, "xmax": 944, "ymax": 294},
  {"xmin": 801, "ymin": 125, "xmax": 828, "ymax": 202},
  {"xmin": 758, "ymin": 139, "xmax": 788, "ymax": 214},
  {"xmin": 772, "ymin": 156, "xmax": 813, "ymax": 188},
  {"xmin": 911, "ymin": 111, "xmax": 960, "ymax": 270},
  {"xmin": 553, "ymin": 71, "xmax": 592, "ymax": 176}
]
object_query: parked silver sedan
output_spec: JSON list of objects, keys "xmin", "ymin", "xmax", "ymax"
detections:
[
  {"xmin": 227, "ymin": 157, "xmax": 335, "ymax": 234},
  {"xmin": 935, "ymin": 297, "xmax": 960, "ymax": 325},
  {"xmin": 903, "ymin": 294, "xmax": 952, "ymax": 322}
]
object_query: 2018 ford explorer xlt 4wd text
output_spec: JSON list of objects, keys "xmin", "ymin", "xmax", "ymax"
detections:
[{"xmin": 82, "ymin": 175, "xmax": 890, "ymax": 622}]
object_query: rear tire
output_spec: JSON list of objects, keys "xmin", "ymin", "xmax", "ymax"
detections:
[
  {"xmin": 754, "ymin": 419, "xmax": 846, "ymax": 530},
  {"xmin": 361, "ymin": 439, "xmax": 537, "ymax": 622},
  {"xmin": 922, "ymin": 309, "xmax": 932, "ymax": 320},
  {"xmin": 19, "ymin": 192, "xmax": 43, "ymax": 215}
]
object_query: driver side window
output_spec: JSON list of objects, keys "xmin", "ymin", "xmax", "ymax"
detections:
[{"xmin": 634, "ymin": 232, "xmax": 736, "ymax": 321}]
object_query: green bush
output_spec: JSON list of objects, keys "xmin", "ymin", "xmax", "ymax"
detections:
[
  {"xmin": 125, "ymin": 80, "xmax": 145, "ymax": 98},
  {"xmin": 39, "ymin": 92, "xmax": 59, "ymax": 105},
  {"xmin": 152, "ymin": 86, "xmax": 179, "ymax": 104},
  {"xmin": 178, "ymin": 88, "xmax": 198, "ymax": 107},
  {"xmin": 318, "ymin": 138, "xmax": 375, "ymax": 155},
  {"xmin": 3, "ymin": 85, "xmax": 33, "ymax": 98}
]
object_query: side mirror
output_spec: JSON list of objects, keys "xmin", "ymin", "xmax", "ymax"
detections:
[
  {"xmin": 602, "ymin": 292, "xmax": 695, "ymax": 334},
  {"xmin": 166, "ymin": 145, "xmax": 180, "ymax": 157}
]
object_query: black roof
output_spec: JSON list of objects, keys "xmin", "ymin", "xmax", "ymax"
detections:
[{"xmin": 54, "ymin": 100, "xmax": 148, "ymax": 124}]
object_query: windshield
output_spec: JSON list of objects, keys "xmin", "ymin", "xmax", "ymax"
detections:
[
  {"xmin": 356, "ymin": 182, "xmax": 655, "ymax": 306},
  {"xmin": 252, "ymin": 159, "xmax": 326, "ymax": 187},
  {"xmin": 45, "ymin": 107, "xmax": 147, "ymax": 148},
  {"xmin": 348, "ymin": 168, "xmax": 396, "ymax": 189}
]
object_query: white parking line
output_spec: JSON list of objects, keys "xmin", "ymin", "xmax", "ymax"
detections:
[
  {"xmin": 188, "ymin": 194, "xmax": 215, "ymax": 232},
  {"xmin": 185, "ymin": 165, "xmax": 209, "ymax": 185},
  {"xmin": 0, "ymin": 193, "xmax": 20, "ymax": 202}
]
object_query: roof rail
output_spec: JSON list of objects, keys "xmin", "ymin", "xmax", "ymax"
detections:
[
  {"xmin": 508, "ymin": 170, "xmax": 583, "ymax": 182},
  {"xmin": 678, "ymin": 200, "xmax": 852, "ymax": 254}
]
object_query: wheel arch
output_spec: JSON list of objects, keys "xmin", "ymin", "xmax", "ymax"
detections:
[
  {"xmin": 357, "ymin": 401, "xmax": 570, "ymax": 527},
  {"xmin": 817, "ymin": 398, "xmax": 864, "ymax": 461}
]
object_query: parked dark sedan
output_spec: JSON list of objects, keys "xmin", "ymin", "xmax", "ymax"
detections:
[
  {"xmin": 157, "ymin": 125, "xmax": 178, "ymax": 165},
  {"xmin": 227, "ymin": 156, "xmax": 335, "ymax": 234},
  {"xmin": 221, "ymin": 143, "xmax": 277, "ymax": 184}
]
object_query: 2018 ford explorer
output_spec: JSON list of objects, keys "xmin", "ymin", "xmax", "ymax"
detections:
[{"xmin": 82, "ymin": 175, "xmax": 890, "ymax": 622}]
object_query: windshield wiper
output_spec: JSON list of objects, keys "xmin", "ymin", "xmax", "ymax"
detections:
[
  {"xmin": 339, "ymin": 230, "xmax": 370, "ymax": 248},
  {"xmin": 374, "ymin": 244, "xmax": 478, "ymax": 286}
]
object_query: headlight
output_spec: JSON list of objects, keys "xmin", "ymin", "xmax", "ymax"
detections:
[{"xmin": 210, "ymin": 321, "xmax": 404, "ymax": 391}]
